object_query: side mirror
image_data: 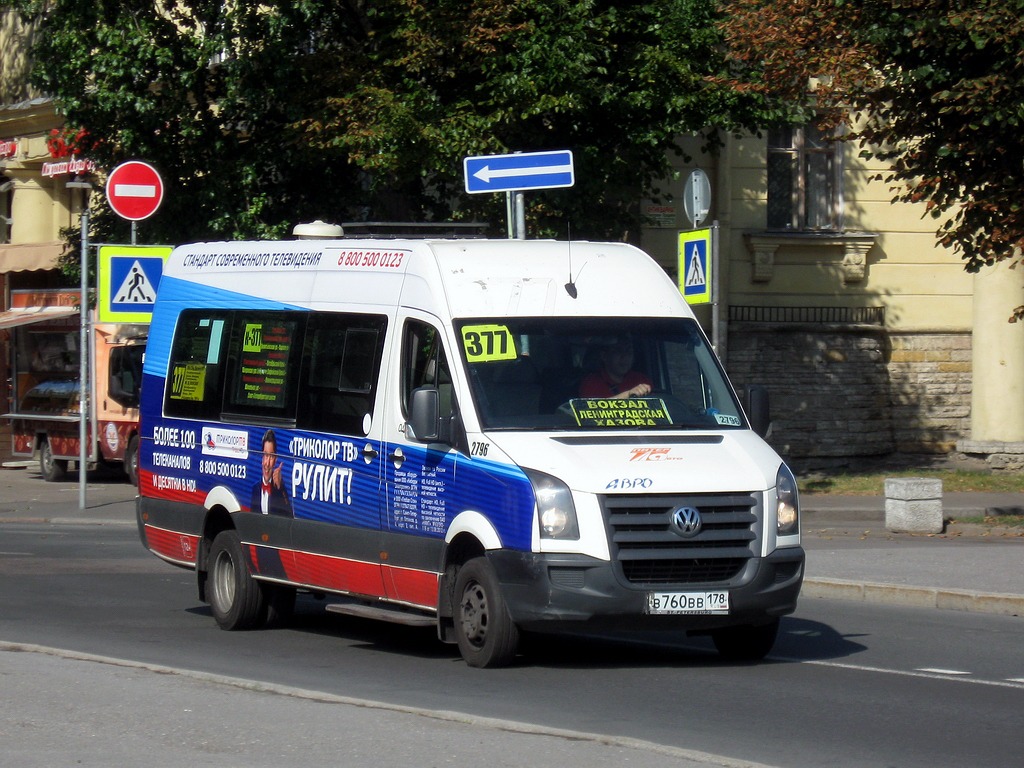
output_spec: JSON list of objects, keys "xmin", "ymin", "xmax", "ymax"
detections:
[
  {"xmin": 409, "ymin": 386, "xmax": 440, "ymax": 443},
  {"xmin": 746, "ymin": 384, "xmax": 771, "ymax": 439}
]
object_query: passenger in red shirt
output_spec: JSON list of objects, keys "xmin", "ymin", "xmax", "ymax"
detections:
[{"xmin": 578, "ymin": 339, "xmax": 652, "ymax": 399}]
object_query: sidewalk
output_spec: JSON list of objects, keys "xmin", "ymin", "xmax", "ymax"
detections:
[
  {"xmin": 2, "ymin": 463, "xmax": 1023, "ymax": 617},
  {"xmin": 801, "ymin": 491, "xmax": 1024, "ymax": 615}
]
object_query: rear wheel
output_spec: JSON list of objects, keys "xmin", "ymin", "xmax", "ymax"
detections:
[
  {"xmin": 207, "ymin": 530, "xmax": 267, "ymax": 630},
  {"xmin": 711, "ymin": 619, "xmax": 780, "ymax": 662},
  {"xmin": 39, "ymin": 438, "xmax": 68, "ymax": 482},
  {"xmin": 453, "ymin": 557, "xmax": 519, "ymax": 668},
  {"xmin": 124, "ymin": 435, "xmax": 139, "ymax": 486}
]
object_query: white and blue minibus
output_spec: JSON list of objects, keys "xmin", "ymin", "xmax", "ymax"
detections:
[{"xmin": 136, "ymin": 237, "xmax": 804, "ymax": 667}]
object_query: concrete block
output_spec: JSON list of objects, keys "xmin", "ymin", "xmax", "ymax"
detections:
[
  {"xmin": 884, "ymin": 477, "xmax": 942, "ymax": 500},
  {"xmin": 885, "ymin": 477, "xmax": 943, "ymax": 533}
]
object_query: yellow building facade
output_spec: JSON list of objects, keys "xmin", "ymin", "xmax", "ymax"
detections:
[
  {"xmin": 639, "ymin": 132, "xmax": 1024, "ymax": 468},
  {"xmin": 1, "ymin": 10, "xmax": 92, "ymax": 463}
]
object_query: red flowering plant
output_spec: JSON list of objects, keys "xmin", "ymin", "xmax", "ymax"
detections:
[{"xmin": 46, "ymin": 127, "xmax": 93, "ymax": 159}]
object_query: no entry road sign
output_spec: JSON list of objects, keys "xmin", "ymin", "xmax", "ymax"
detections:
[
  {"xmin": 464, "ymin": 150, "xmax": 574, "ymax": 194},
  {"xmin": 106, "ymin": 161, "xmax": 164, "ymax": 221}
]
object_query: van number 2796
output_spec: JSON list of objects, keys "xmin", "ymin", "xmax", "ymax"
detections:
[{"xmin": 471, "ymin": 442, "xmax": 489, "ymax": 456}]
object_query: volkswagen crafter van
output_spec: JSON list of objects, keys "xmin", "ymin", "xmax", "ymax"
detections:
[{"xmin": 136, "ymin": 238, "xmax": 804, "ymax": 667}]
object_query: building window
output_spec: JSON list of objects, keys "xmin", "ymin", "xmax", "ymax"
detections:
[
  {"xmin": 767, "ymin": 124, "xmax": 842, "ymax": 231},
  {"xmin": 0, "ymin": 176, "xmax": 12, "ymax": 243}
]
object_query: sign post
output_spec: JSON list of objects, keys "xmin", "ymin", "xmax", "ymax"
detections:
[
  {"xmin": 464, "ymin": 150, "xmax": 575, "ymax": 239},
  {"xmin": 678, "ymin": 224, "xmax": 721, "ymax": 351},
  {"xmin": 679, "ymin": 229, "xmax": 713, "ymax": 305},
  {"xmin": 105, "ymin": 160, "xmax": 165, "ymax": 243},
  {"xmin": 97, "ymin": 245, "xmax": 173, "ymax": 323},
  {"xmin": 683, "ymin": 169, "xmax": 711, "ymax": 229},
  {"xmin": 679, "ymin": 168, "xmax": 719, "ymax": 351},
  {"xmin": 67, "ymin": 177, "xmax": 92, "ymax": 509}
]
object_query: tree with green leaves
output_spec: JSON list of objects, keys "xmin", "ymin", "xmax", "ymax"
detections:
[
  {"xmin": 10, "ymin": 0, "xmax": 366, "ymax": 247},
  {"xmin": 10, "ymin": 0, "xmax": 781, "ymax": 249},
  {"xmin": 302, "ymin": 0, "xmax": 783, "ymax": 238},
  {"xmin": 720, "ymin": 0, "xmax": 1024, "ymax": 320}
]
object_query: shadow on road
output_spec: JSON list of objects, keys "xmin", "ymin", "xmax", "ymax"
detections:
[{"xmin": 186, "ymin": 594, "xmax": 868, "ymax": 669}]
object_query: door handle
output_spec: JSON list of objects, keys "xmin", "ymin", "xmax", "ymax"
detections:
[
  {"xmin": 388, "ymin": 446, "xmax": 405, "ymax": 469},
  {"xmin": 361, "ymin": 443, "xmax": 378, "ymax": 462}
]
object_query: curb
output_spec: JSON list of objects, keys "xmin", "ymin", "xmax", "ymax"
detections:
[
  {"xmin": 0, "ymin": 516, "xmax": 134, "ymax": 527},
  {"xmin": 803, "ymin": 577, "xmax": 1024, "ymax": 617},
  {"xmin": 49, "ymin": 517, "xmax": 135, "ymax": 527},
  {"xmin": 1, "ymin": 641, "xmax": 780, "ymax": 768}
]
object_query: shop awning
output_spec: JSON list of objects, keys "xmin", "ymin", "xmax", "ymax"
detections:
[
  {"xmin": 0, "ymin": 306, "xmax": 79, "ymax": 331},
  {"xmin": 0, "ymin": 242, "xmax": 66, "ymax": 273}
]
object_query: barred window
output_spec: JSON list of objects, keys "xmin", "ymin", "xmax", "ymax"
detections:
[{"xmin": 767, "ymin": 124, "xmax": 842, "ymax": 231}]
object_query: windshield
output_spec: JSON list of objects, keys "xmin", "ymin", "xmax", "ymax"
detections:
[{"xmin": 456, "ymin": 317, "xmax": 746, "ymax": 431}]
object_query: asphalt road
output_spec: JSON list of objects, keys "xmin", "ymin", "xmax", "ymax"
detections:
[{"xmin": 1, "ymin": 522, "xmax": 1022, "ymax": 767}]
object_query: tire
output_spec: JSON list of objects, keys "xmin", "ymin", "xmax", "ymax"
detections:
[
  {"xmin": 125, "ymin": 436, "xmax": 140, "ymax": 486},
  {"xmin": 453, "ymin": 557, "xmax": 519, "ymax": 668},
  {"xmin": 39, "ymin": 439, "xmax": 68, "ymax": 482},
  {"xmin": 712, "ymin": 619, "xmax": 780, "ymax": 662},
  {"xmin": 207, "ymin": 530, "xmax": 267, "ymax": 630},
  {"xmin": 262, "ymin": 583, "xmax": 297, "ymax": 627}
]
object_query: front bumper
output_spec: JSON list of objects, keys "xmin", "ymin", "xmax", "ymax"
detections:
[{"xmin": 488, "ymin": 546, "xmax": 805, "ymax": 633}]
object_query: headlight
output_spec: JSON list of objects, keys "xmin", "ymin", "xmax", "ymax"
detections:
[
  {"xmin": 776, "ymin": 464, "xmax": 800, "ymax": 537},
  {"xmin": 525, "ymin": 469, "xmax": 579, "ymax": 540}
]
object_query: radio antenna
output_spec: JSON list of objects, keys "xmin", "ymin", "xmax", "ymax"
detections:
[{"xmin": 564, "ymin": 223, "xmax": 578, "ymax": 298}]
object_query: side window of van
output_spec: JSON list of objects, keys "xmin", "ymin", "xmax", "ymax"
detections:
[
  {"xmin": 299, "ymin": 313, "xmax": 387, "ymax": 436},
  {"xmin": 401, "ymin": 320, "xmax": 453, "ymax": 419},
  {"xmin": 165, "ymin": 311, "xmax": 229, "ymax": 420},
  {"xmin": 222, "ymin": 312, "xmax": 303, "ymax": 423}
]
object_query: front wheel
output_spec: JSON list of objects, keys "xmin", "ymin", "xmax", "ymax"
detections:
[
  {"xmin": 39, "ymin": 438, "xmax": 68, "ymax": 482},
  {"xmin": 453, "ymin": 557, "xmax": 519, "ymax": 668},
  {"xmin": 711, "ymin": 619, "xmax": 780, "ymax": 662},
  {"xmin": 207, "ymin": 530, "xmax": 267, "ymax": 630}
]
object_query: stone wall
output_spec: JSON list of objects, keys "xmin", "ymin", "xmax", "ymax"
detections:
[
  {"xmin": 886, "ymin": 332, "xmax": 973, "ymax": 454},
  {"xmin": 726, "ymin": 325, "xmax": 972, "ymax": 463}
]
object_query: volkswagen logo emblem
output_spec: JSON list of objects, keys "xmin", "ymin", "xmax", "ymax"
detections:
[{"xmin": 670, "ymin": 506, "xmax": 703, "ymax": 538}]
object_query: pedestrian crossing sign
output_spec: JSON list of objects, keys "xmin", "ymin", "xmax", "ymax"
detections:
[
  {"xmin": 98, "ymin": 245, "xmax": 173, "ymax": 323},
  {"xmin": 678, "ymin": 228, "xmax": 712, "ymax": 305}
]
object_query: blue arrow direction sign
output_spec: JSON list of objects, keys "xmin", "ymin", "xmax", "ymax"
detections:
[{"xmin": 464, "ymin": 150, "xmax": 575, "ymax": 194}]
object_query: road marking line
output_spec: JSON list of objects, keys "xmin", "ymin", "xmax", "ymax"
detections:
[
  {"xmin": 775, "ymin": 657, "xmax": 1024, "ymax": 690},
  {"xmin": 915, "ymin": 668, "xmax": 971, "ymax": 675}
]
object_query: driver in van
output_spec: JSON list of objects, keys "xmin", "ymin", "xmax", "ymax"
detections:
[{"xmin": 578, "ymin": 338, "xmax": 652, "ymax": 400}]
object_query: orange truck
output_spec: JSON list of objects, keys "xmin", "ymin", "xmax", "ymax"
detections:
[{"xmin": 4, "ymin": 290, "xmax": 146, "ymax": 484}]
